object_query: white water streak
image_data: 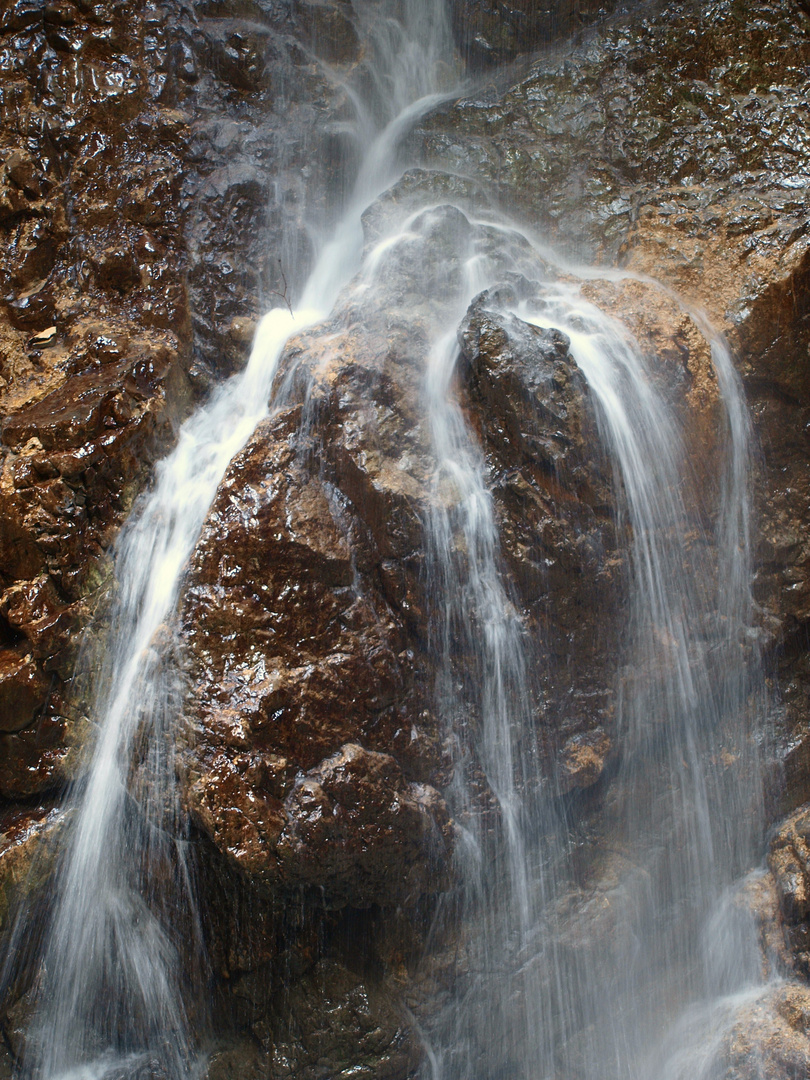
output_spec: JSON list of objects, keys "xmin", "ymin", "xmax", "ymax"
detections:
[{"xmin": 23, "ymin": 1, "xmax": 456, "ymax": 1076}]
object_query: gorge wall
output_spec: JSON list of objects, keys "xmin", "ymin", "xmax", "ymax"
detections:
[{"xmin": 2, "ymin": 0, "xmax": 810, "ymax": 1077}]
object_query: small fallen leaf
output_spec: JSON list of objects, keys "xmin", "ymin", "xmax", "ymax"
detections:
[{"xmin": 27, "ymin": 326, "xmax": 57, "ymax": 349}]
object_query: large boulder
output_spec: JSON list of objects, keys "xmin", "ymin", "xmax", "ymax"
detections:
[{"xmin": 179, "ymin": 210, "xmax": 459, "ymax": 904}]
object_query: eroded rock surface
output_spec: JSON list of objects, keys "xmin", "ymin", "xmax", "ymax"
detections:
[
  {"xmin": 179, "ymin": 249, "xmax": 452, "ymax": 903},
  {"xmin": 717, "ymin": 983, "xmax": 810, "ymax": 1080},
  {"xmin": 0, "ymin": 0, "xmax": 363, "ymax": 797},
  {"xmin": 0, "ymin": 0, "xmax": 198, "ymax": 802},
  {"xmin": 770, "ymin": 805, "xmax": 810, "ymax": 979}
]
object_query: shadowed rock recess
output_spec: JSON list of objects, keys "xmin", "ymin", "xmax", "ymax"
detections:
[{"xmin": 2, "ymin": 0, "xmax": 810, "ymax": 1077}]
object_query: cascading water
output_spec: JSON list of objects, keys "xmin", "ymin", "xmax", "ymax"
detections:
[
  {"xmin": 335, "ymin": 187, "xmax": 771, "ymax": 1078},
  {"xmin": 424, "ymin": 320, "xmax": 554, "ymax": 1080},
  {"xmin": 518, "ymin": 283, "xmax": 767, "ymax": 1079},
  {"xmin": 5, "ymin": 2, "xmax": 784, "ymax": 1079},
  {"xmin": 406, "ymin": 219, "xmax": 769, "ymax": 1079},
  {"xmin": 11, "ymin": 1, "xmax": 456, "ymax": 1076}
]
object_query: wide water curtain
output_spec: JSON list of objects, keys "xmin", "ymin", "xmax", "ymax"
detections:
[{"xmin": 412, "ymin": 245, "xmax": 765, "ymax": 1078}]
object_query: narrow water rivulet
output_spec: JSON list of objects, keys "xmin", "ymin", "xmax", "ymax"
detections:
[{"xmin": 6, "ymin": 1, "xmax": 788, "ymax": 1078}]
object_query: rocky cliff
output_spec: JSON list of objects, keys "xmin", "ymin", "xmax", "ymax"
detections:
[{"xmin": 2, "ymin": 0, "xmax": 810, "ymax": 1077}]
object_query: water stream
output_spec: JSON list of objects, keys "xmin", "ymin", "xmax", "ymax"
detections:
[
  {"xmin": 17, "ymin": 1, "xmax": 455, "ymax": 1076},
  {"xmin": 399, "ymin": 211, "xmax": 768, "ymax": 1078},
  {"xmin": 10, "ymin": 1, "xmax": 779, "ymax": 1078}
]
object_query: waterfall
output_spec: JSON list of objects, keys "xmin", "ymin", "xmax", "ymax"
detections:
[
  {"xmin": 339, "ymin": 191, "xmax": 766, "ymax": 1076},
  {"xmin": 409, "ymin": 224, "xmax": 766, "ymax": 1079},
  {"xmin": 425, "ymin": 319, "xmax": 556, "ymax": 1080},
  {"xmin": 6, "ymin": 2, "xmax": 776, "ymax": 1079},
  {"xmin": 13, "ymin": 1, "xmax": 456, "ymax": 1077},
  {"xmin": 520, "ymin": 283, "xmax": 765, "ymax": 1078}
]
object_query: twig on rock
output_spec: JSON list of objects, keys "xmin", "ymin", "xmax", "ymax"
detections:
[{"xmin": 270, "ymin": 259, "xmax": 294, "ymax": 316}]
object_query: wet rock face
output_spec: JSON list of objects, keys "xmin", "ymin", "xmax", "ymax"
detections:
[
  {"xmin": 0, "ymin": 0, "xmax": 196, "ymax": 799},
  {"xmin": 176, "ymin": 181, "xmax": 736, "ymax": 1072},
  {"xmin": 180, "ymin": 201, "xmax": 654, "ymax": 905},
  {"xmin": 451, "ymin": 0, "xmax": 620, "ymax": 67},
  {"xmin": 770, "ymin": 806, "xmax": 810, "ymax": 977},
  {"xmin": 275, "ymin": 744, "xmax": 451, "ymax": 906},
  {"xmin": 182, "ymin": 1, "xmax": 360, "ymax": 389},
  {"xmin": 419, "ymin": 0, "xmax": 810, "ymax": 808},
  {"xmin": 457, "ymin": 278, "xmax": 620, "ymax": 781},
  {"xmin": 454, "ymin": 270, "xmax": 723, "ymax": 788},
  {"xmin": 422, "ymin": 0, "xmax": 810, "ymax": 263},
  {"xmin": 0, "ymin": 0, "xmax": 358, "ymax": 799},
  {"xmin": 208, "ymin": 958, "xmax": 419, "ymax": 1080},
  {"xmin": 179, "ymin": 238, "xmax": 455, "ymax": 905},
  {"xmin": 2, "ymin": 0, "xmax": 810, "ymax": 1075},
  {"xmin": 460, "ymin": 286, "xmax": 593, "ymax": 481},
  {"xmin": 0, "ymin": 802, "xmax": 67, "ymax": 1044},
  {"xmin": 263, "ymin": 958, "xmax": 419, "ymax": 1080},
  {"xmin": 177, "ymin": 204, "xmax": 474, "ymax": 1068},
  {"xmin": 0, "ymin": 806, "xmax": 64, "ymax": 938},
  {"xmin": 717, "ymin": 983, "xmax": 810, "ymax": 1080}
]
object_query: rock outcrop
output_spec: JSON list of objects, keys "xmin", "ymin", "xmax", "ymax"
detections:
[
  {"xmin": 419, "ymin": 0, "xmax": 810, "ymax": 803},
  {"xmin": 0, "ymin": 0, "xmax": 196, "ymax": 804},
  {"xmin": 0, "ymin": 0, "xmax": 359, "ymax": 803},
  {"xmin": 178, "ymin": 248, "xmax": 453, "ymax": 907}
]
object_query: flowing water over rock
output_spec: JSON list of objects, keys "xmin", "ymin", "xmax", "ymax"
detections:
[
  {"xmin": 0, "ymin": 1, "xmax": 803, "ymax": 1078},
  {"xmin": 8, "ymin": 0, "xmax": 457, "ymax": 1075},
  {"xmin": 365, "ymin": 208, "xmax": 771, "ymax": 1078}
]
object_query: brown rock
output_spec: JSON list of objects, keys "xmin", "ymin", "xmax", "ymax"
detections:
[
  {"xmin": 276, "ymin": 744, "xmax": 452, "ymax": 906},
  {"xmin": 1, "ymin": 0, "xmax": 808, "ymax": 1074},
  {"xmin": 0, "ymin": 576, "xmax": 79, "ymax": 665},
  {"xmin": 457, "ymin": 278, "xmax": 621, "ymax": 766},
  {"xmin": 765, "ymin": 803, "xmax": 810, "ymax": 985},
  {"xmin": 717, "ymin": 983, "xmax": 810, "ymax": 1080},
  {"xmin": 459, "ymin": 276, "xmax": 607, "ymax": 492},
  {"xmin": 769, "ymin": 804, "xmax": 810, "ymax": 924},
  {"xmin": 261, "ymin": 958, "xmax": 420, "ymax": 1080},
  {"xmin": 293, "ymin": 0, "xmax": 360, "ymax": 64},
  {"xmin": 0, "ymin": 715, "xmax": 71, "ymax": 800},
  {"xmin": 187, "ymin": 750, "xmax": 287, "ymax": 879},
  {"xmin": 0, "ymin": 804, "xmax": 66, "ymax": 936},
  {"xmin": 733, "ymin": 870, "xmax": 793, "ymax": 978},
  {"xmin": 451, "ymin": 0, "xmax": 617, "ymax": 67},
  {"xmin": 0, "ymin": 0, "xmax": 207, "ymax": 805},
  {"xmin": 0, "ymin": 651, "xmax": 48, "ymax": 733},
  {"xmin": 180, "ymin": 251, "xmax": 455, "ymax": 908},
  {"xmin": 557, "ymin": 728, "xmax": 611, "ymax": 794},
  {"xmin": 417, "ymin": 0, "xmax": 810, "ymax": 827},
  {"xmin": 0, "ymin": 334, "xmax": 191, "ymax": 604}
]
